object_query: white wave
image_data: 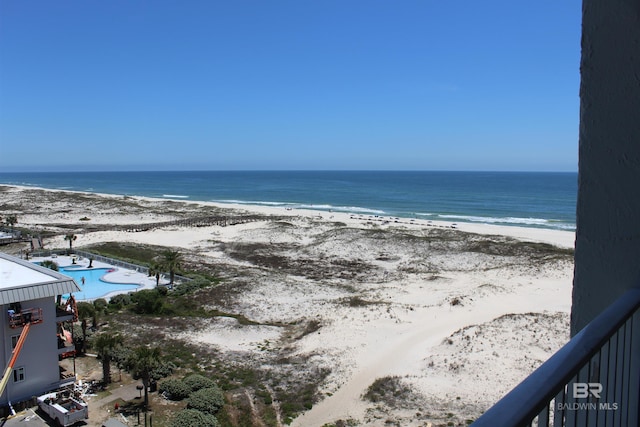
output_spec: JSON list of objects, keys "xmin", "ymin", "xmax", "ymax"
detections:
[
  {"xmin": 414, "ymin": 212, "xmax": 436, "ymax": 217},
  {"xmin": 213, "ymin": 199, "xmax": 291, "ymax": 206},
  {"xmin": 438, "ymin": 215, "xmax": 550, "ymax": 225},
  {"xmin": 162, "ymin": 194, "xmax": 190, "ymax": 199},
  {"xmin": 212, "ymin": 199, "xmax": 386, "ymax": 215},
  {"xmin": 438, "ymin": 215, "xmax": 575, "ymax": 230},
  {"xmin": 295, "ymin": 204, "xmax": 387, "ymax": 215}
]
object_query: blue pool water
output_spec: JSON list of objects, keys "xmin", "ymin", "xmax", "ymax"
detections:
[{"xmin": 58, "ymin": 266, "xmax": 139, "ymax": 300}]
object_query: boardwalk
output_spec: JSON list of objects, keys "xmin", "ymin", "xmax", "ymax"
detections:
[{"xmin": 117, "ymin": 214, "xmax": 289, "ymax": 232}]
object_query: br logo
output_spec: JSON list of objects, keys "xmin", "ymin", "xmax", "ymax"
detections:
[{"xmin": 573, "ymin": 383, "xmax": 602, "ymax": 399}]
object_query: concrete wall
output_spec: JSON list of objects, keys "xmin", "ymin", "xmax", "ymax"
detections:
[{"xmin": 572, "ymin": 0, "xmax": 640, "ymax": 335}]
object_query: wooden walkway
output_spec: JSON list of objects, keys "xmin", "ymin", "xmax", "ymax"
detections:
[{"xmin": 116, "ymin": 214, "xmax": 289, "ymax": 233}]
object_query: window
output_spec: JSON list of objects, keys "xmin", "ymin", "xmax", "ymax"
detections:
[
  {"xmin": 10, "ymin": 335, "xmax": 20, "ymax": 349},
  {"xmin": 13, "ymin": 367, "xmax": 25, "ymax": 383}
]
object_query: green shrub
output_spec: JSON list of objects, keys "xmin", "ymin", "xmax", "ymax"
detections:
[
  {"xmin": 172, "ymin": 276, "xmax": 212, "ymax": 296},
  {"xmin": 40, "ymin": 260, "xmax": 59, "ymax": 271},
  {"xmin": 151, "ymin": 361, "xmax": 176, "ymax": 380},
  {"xmin": 93, "ymin": 298, "xmax": 108, "ymax": 312},
  {"xmin": 183, "ymin": 374, "xmax": 216, "ymax": 392},
  {"xmin": 187, "ymin": 386, "xmax": 225, "ymax": 415},
  {"xmin": 159, "ymin": 378, "xmax": 191, "ymax": 400},
  {"xmin": 170, "ymin": 408, "xmax": 219, "ymax": 427},
  {"xmin": 109, "ymin": 294, "xmax": 131, "ymax": 307},
  {"xmin": 130, "ymin": 289, "xmax": 164, "ymax": 314}
]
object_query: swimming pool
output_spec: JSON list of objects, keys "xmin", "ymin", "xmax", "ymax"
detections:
[{"xmin": 58, "ymin": 266, "xmax": 139, "ymax": 300}]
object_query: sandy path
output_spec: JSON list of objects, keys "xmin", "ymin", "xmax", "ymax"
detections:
[{"xmin": 293, "ymin": 279, "xmax": 570, "ymax": 426}]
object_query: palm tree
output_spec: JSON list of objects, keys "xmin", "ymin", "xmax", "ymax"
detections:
[
  {"xmin": 76, "ymin": 302, "xmax": 95, "ymax": 353},
  {"xmin": 161, "ymin": 250, "xmax": 182, "ymax": 284},
  {"xmin": 93, "ymin": 332, "xmax": 124, "ymax": 385},
  {"xmin": 126, "ymin": 346, "xmax": 162, "ymax": 409},
  {"xmin": 5, "ymin": 214, "xmax": 17, "ymax": 231},
  {"xmin": 64, "ymin": 233, "xmax": 77, "ymax": 254},
  {"xmin": 148, "ymin": 260, "xmax": 164, "ymax": 286}
]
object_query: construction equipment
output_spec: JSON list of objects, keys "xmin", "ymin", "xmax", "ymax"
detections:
[{"xmin": 0, "ymin": 307, "xmax": 43, "ymax": 398}]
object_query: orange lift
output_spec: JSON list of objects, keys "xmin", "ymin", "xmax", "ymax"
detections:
[{"xmin": 0, "ymin": 307, "xmax": 44, "ymax": 397}]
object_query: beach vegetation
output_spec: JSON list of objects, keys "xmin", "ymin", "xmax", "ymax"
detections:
[
  {"xmin": 321, "ymin": 420, "xmax": 359, "ymax": 427},
  {"xmin": 187, "ymin": 386, "xmax": 225, "ymax": 415},
  {"xmin": 64, "ymin": 233, "xmax": 77, "ymax": 253},
  {"xmin": 159, "ymin": 378, "xmax": 191, "ymax": 400},
  {"xmin": 343, "ymin": 295, "xmax": 384, "ymax": 307},
  {"xmin": 148, "ymin": 260, "xmax": 164, "ymax": 286},
  {"xmin": 92, "ymin": 332, "xmax": 124, "ymax": 385},
  {"xmin": 363, "ymin": 376, "xmax": 422, "ymax": 409},
  {"xmin": 184, "ymin": 373, "xmax": 217, "ymax": 392},
  {"xmin": 107, "ymin": 293, "xmax": 131, "ymax": 310},
  {"xmin": 130, "ymin": 289, "xmax": 165, "ymax": 315},
  {"xmin": 40, "ymin": 259, "xmax": 59, "ymax": 271},
  {"xmin": 76, "ymin": 302, "xmax": 96, "ymax": 352},
  {"xmin": 171, "ymin": 275, "xmax": 217, "ymax": 296},
  {"xmin": 4, "ymin": 214, "xmax": 17, "ymax": 231},
  {"xmin": 160, "ymin": 249, "xmax": 183, "ymax": 284},
  {"xmin": 465, "ymin": 238, "xmax": 574, "ymax": 261},
  {"xmin": 87, "ymin": 242, "xmax": 164, "ymax": 265},
  {"xmin": 93, "ymin": 298, "xmax": 108, "ymax": 313},
  {"xmin": 125, "ymin": 345, "xmax": 169, "ymax": 409},
  {"xmin": 295, "ymin": 319, "xmax": 322, "ymax": 340},
  {"xmin": 170, "ymin": 408, "xmax": 220, "ymax": 427}
]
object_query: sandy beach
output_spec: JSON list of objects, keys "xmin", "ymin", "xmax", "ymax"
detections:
[{"xmin": 0, "ymin": 184, "xmax": 575, "ymax": 426}]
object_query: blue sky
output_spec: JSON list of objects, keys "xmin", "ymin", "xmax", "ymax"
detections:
[{"xmin": 0, "ymin": 1, "xmax": 581, "ymax": 172}]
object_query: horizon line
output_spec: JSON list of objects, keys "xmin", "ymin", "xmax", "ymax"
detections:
[{"xmin": 0, "ymin": 168, "xmax": 579, "ymax": 174}]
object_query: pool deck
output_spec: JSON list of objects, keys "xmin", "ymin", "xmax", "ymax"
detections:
[{"xmin": 30, "ymin": 255, "xmax": 167, "ymax": 301}]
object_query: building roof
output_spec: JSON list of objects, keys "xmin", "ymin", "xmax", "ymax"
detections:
[{"xmin": 0, "ymin": 253, "xmax": 81, "ymax": 304}]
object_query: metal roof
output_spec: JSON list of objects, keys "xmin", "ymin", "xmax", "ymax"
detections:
[{"xmin": 0, "ymin": 253, "xmax": 81, "ymax": 304}]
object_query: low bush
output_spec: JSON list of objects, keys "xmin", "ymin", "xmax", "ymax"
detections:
[
  {"xmin": 170, "ymin": 408, "xmax": 219, "ymax": 427},
  {"xmin": 171, "ymin": 276, "xmax": 213, "ymax": 296},
  {"xmin": 183, "ymin": 374, "xmax": 216, "ymax": 392},
  {"xmin": 93, "ymin": 298, "xmax": 108, "ymax": 312},
  {"xmin": 187, "ymin": 386, "xmax": 225, "ymax": 415},
  {"xmin": 108, "ymin": 294, "xmax": 131, "ymax": 310},
  {"xmin": 159, "ymin": 378, "xmax": 191, "ymax": 400},
  {"xmin": 130, "ymin": 289, "xmax": 164, "ymax": 314}
]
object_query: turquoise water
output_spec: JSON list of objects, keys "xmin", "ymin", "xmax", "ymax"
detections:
[
  {"xmin": 0, "ymin": 170, "xmax": 577, "ymax": 230},
  {"xmin": 58, "ymin": 266, "xmax": 139, "ymax": 300}
]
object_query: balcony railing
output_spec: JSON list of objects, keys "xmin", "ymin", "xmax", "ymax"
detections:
[{"xmin": 472, "ymin": 287, "xmax": 640, "ymax": 427}]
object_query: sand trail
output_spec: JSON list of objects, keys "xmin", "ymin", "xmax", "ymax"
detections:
[{"xmin": 293, "ymin": 276, "xmax": 570, "ymax": 427}]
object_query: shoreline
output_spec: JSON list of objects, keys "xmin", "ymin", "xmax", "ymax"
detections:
[{"xmin": 2, "ymin": 184, "xmax": 575, "ymax": 248}]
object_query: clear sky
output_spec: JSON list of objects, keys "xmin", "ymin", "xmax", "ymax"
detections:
[{"xmin": 0, "ymin": 1, "xmax": 581, "ymax": 172}]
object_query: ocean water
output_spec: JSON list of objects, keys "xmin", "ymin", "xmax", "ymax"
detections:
[{"xmin": 0, "ymin": 171, "xmax": 577, "ymax": 231}]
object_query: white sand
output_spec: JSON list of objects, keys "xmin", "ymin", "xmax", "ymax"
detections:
[{"xmin": 1, "ymin": 185, "xmax": 574, "ymax": 425}]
